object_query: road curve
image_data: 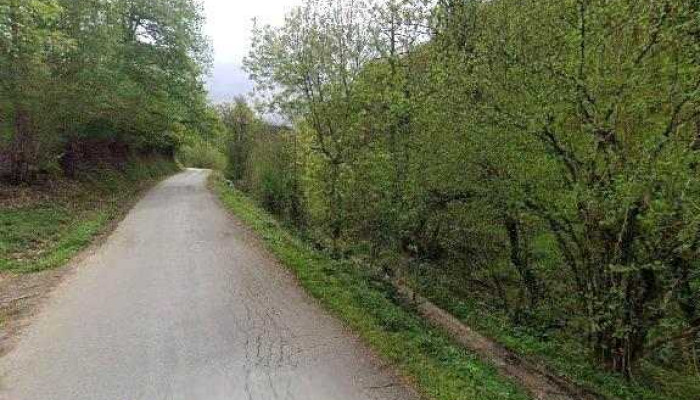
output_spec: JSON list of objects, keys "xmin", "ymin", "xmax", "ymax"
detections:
[{"xmin": 0, "ymin": 169, "xmax": 418, "ymax": 400}]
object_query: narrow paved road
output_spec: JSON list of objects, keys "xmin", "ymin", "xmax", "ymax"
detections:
[{"xmin": 0, "ymin": 169, "xmax": 417, "ymax": 400}]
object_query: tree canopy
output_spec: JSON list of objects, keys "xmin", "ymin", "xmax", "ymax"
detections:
[
  {"xmin": 239, "ymin": 0, "xmax": 700, "ymax": 391},
  {"xmin": 0, "ymin": 0, "xmax": 211, "ymax": 182}
]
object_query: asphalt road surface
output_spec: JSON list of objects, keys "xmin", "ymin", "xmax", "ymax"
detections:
[{"xmin": 0, "ymin": 169, "xmax": 418, "ymax": 400}]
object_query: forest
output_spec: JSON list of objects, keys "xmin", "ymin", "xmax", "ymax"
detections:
[
  {"xmin": 0, "ymin": 0, "xmax": 211, "ymax": 182},
  {"xmin": 2, "ymin": 0, "xmax": 699, "ymax": 399},
  {"xmin": 211, "ymin": 0, "xmax": 700, "ymax": 397}
]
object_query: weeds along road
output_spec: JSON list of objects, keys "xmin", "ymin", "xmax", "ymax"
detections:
[{"xmin": 0, "ymin": 169, "xmax": 417, "ymax": 400}]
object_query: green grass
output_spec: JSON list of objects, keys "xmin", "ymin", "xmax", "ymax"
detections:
[
  {"xmin": 407, "ymin": 270, "xmax": 700, "ymax": 400},
  {"xmin": 211, "ymin": 173, "xmax": 532, "ymax": 400},
  {"xmin": 0, "ymin": 158, "xmax": 178, "ymax": 273}
]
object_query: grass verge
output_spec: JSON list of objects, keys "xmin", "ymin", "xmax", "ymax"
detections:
[
  {"xmin": 211, "ymin": 173, "xmax": 532, "ymax": 400},
  {"xmin": 0, "ymin": 158, "xmax": 178, "ymax": 273}
]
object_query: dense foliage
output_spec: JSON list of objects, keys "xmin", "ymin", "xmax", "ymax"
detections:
[
  {"xmin": 0, "ymin": 0, "xmax": 210, "ymax": 183},
  {"xmin": 236, "ymin": 0, "xmax": 700, "ymax": 392}
]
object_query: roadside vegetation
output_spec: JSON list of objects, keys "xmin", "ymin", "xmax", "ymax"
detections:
[
  {"xmin": 210, "ymin": 0, "xmax": 700, "ymax": 399},
  {"xmin": 0, "ymin": 158, "xmax": 177, "ymax": 273},
  {"xmin": 177, "ymin": 140, "xmax": 227, "ymax": 171},
  {"xmin": 2, "ymin": 0, "xmax": 698, "ymax": 398},
  {"xmin": 1, "ymin": 0, "xmax": 210, "ymax": 271},
  {"xmin": 212, "ymin": 174, "xmax": 530, "ymax": 400},
  {"xmin": 0, "ymin": 0, "xmax": 210, "ymax": 185}
]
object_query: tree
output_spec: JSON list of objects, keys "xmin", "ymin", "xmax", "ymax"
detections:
[
  {"xmin": 246, "ymin": 0, "xmax": 373, "ymax": 251},
  {"xmin": 218, "ymin": 98, "xmax": 257, "ymax": 182},
  {"xmin": 467, "ymin": 0, "xmax": 700, "ymax": 375},
  {"xmin": 0, "ymin": 0, "xmax": 211, "ymax": 182},
  {"xmin": 240, "ymin": 0, "xmax": 700, "ymax": 380},
  {"xmin": 0, "ymin": 0, "xmax": 67, "ymax": 182}
]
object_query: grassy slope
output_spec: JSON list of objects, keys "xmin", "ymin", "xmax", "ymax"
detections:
[
  {"xmin": 407, "ymin": 265, "xmax": 700, "ymax": 400},
  {"xmin": 211, "ymin": 173, "xmax": 531, "ymax": 400},
  {"xmin": 0, "ymin": 159, "xmax": 178, "ymax": 273}
]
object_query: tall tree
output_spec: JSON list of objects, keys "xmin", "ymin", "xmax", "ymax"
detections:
[
  {"xmin": 246, "ymin": 0, "xmax": 373, "ymax": 250},
  {"xmin": 0, "ymin": 0, "xmax": 67, "ymax": 182},
  {"xmin": 0, "ymin": 0, "xmax": 211, "ymax": 182}
]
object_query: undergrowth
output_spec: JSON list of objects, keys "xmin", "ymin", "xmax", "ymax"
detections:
[{"xmin": 0, "ymin": 158, "xmax": 178, "ymax": 273}]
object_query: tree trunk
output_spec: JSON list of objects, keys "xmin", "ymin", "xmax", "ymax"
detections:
[
  {"xmin": 9, "ymin": 107, "xmax": 34, "ymax": 184},
  {"xmin": 505, "ymin": 215, "xmax": 540, "ymax": 306},
  {"xmin": 61, "ymin": 139, "xmax": 78, "ymax": 179},
  {"xmin": 328, "ymin": 160, "xmax": 343, "ymax": 256}
]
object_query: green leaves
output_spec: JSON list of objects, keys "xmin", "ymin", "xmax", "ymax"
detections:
[
  {"xmin": 0, "ymin": 0, "xmax": 211, "ymax": 182},
  {"xmin": 238, "ymin": 0, "xmax": 699, "ymax": 391}
]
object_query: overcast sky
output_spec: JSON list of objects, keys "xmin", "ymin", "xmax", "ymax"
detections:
[{"xmin": 203, "ymin": 0, "xmax": 302, "ymax": 103}]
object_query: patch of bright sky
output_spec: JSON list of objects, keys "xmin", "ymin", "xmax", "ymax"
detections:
[{"xmin": 203, "ymin": 0, "xmax": 302, "ymax": 102}]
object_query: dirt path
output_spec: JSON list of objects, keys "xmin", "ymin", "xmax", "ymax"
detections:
[
  {"xmin": 394, "ymin": 285, "xmax": 600, "ymax": 400},
  {"xmin": 0, "ymin": 169, "xmax": 418, "ymax": 400}
]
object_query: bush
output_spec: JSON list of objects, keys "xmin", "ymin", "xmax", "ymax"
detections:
[{"xmin": 177, "ymin": 142, "xmax": 227, "ymax": 170}]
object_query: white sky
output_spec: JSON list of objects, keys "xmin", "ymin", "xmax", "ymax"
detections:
[{"xmin": 203, "ymin": 0, "xmax": 302, "ymax": 102}]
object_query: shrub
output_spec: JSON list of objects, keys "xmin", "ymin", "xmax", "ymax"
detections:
[{"xmin": 177, "ymin": 142, "xmax": 227, "ymax": 170}]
